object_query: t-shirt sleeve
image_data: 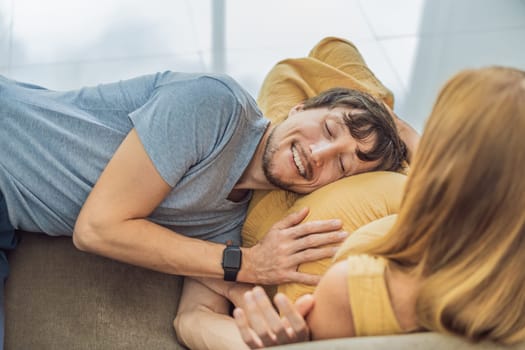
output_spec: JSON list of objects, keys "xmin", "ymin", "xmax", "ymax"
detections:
[{"xmin": 128, "ymin": 76, "xmax": 239, "ymax": 187}]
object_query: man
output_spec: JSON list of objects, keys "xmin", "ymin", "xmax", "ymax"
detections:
[{"xmin": 0, "ymin": 71, "xmax": 405, "ymax": 345}]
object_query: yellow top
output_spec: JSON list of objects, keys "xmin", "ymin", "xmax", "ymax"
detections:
[{"xmin": 346, "ymin": 255, "xmax": 403, "ymax": 336}]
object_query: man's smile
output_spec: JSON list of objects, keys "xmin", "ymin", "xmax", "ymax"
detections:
[{"xmin": 292, "ymin": 143, "xmax": 307, "ymax": 178}]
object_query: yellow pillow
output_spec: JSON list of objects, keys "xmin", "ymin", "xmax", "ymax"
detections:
[
  {"xmin": 257, "ymin": 36, "xmax": 394, "ymax": 124},
  {"xmin": 277, "ymin": 172, "xmax": 405, "ymax": 301},
  {"xmin": 241, "ymin": 189, "xmax": 297, "ymax": 249},
  {"xmin": 241, "ymin": 172, "xmax": 406, "ymax": 301},
  {"xmin": 334, "ymin": 214, "xmax": 398, "ymax": 263}
]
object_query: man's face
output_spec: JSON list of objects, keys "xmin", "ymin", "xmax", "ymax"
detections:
[{"xmin": 262, "ymin": 105, "xmax": 381, "ymax": 194}]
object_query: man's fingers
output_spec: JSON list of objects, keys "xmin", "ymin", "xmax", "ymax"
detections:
[
  {"xmin": 290, "ymin": 246, "xmax": 339, "ymax": 268},
  {"xmin": 293, "ymin": 231, "xmax": 348, "ymax": 252},
  {"xmin": 287, "ymin": 219, "xmax": 343, "ymax": 239},
  {"xmin": 286, "ymin": 271, "xmax": 322, "ymax": 286},
  {"xmin": 272, "ymin": 207, "xmax": 309, "ymax": 230},
  {"xmin": 248, "ymin": 209, "xmax": 348, "ymax": 285},
  {"xmin": 270, "ymin": 247, "xmax": 340, "ymax": 285}
]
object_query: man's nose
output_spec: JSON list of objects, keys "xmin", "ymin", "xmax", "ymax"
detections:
[{"xmin": 309, "ymin": 140, "xmax": 339, "ymax": 166}]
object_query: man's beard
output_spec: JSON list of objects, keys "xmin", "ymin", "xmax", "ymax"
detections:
[{"xmin": 262, "ymin": 126, "xmax": 294, "ymax": 192}]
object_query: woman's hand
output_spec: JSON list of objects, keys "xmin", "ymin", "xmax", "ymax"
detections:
[{"xmin": 233, "ymin": 286, "xmax": 314, "ymax": 348}]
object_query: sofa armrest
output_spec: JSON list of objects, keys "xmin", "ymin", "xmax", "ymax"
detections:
[{"xmin": 272, "ymin": 332, "xmax": 525, "ymax": 350}]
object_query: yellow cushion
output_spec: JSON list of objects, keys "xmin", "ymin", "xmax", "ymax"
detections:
[
  {"xmin": 241, "ymin": 172, "xmax": 405, "ymax": 301},
  {"xmin": 257, "ymin": 36, "xmax": 394, "ymax": 124},
  {"xmin": 334, "ymin": 214, "xmax": 398, "ymax": 263},
  {"xmin": 276, "ymin": 172, "xmax": 405, "ymax": 302},
  {"xmin": 241, "ymin": 190, "xmax": 297, "ymax": 249}
]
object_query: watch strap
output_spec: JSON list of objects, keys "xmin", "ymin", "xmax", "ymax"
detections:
[
  {"xmin": 223, "ymin": 267, "xmax": 239, "ymax": 282},
  {"xmin": 222, "ymin": 241, "xmax": 242, "ymax": 282}
]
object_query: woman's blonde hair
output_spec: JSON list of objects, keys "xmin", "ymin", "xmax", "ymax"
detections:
[{"xmin": 363, "ymin": 66, "xmax": 525, "ymax": 344}]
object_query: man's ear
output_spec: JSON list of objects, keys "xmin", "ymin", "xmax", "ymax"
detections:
[{"xmin": 288, "ymin": 103, "xmax": 305, "ymax": 118}]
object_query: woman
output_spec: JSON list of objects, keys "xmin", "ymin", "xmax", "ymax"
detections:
[{"xmin": 233, "ymin": 66, "xmax": 525, "ymax": 348}]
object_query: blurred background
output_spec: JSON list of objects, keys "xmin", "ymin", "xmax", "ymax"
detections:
[{"xmin": 0, "ymin": 0, "xmax": 524, "ymax": 131}]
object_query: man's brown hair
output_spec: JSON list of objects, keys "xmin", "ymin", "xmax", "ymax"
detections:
[{"xmin": 302, "ymin": 88, "xmax": 407, "ymax": 172}]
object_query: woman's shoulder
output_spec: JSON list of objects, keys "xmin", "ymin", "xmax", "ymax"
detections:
[{"xmin": 328, "ymin": 255, "xmax": 405, "ymax": 337}]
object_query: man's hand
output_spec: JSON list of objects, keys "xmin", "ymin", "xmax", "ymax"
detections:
[
  {"xmin": 239, "ymin": 207, "xmax": 347, "ymax": 285},
  {"xmin": 233, "ymin": 286, "xmax": 313, "ymax": 348}
]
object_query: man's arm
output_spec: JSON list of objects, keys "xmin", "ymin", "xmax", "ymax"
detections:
[
  {"xmin": 393, "ymin": 115, "xmax": 420, "ymax": 164},
  {"xmin": 74, "ymin": 129, "xmax": 347, "ymax": 284},
  {"xmin": 383, "ymin": 104, "xmax": 420, "ymax": 163}
]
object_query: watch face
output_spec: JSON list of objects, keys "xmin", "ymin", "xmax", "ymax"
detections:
[{"xmin": 223, "ymin": 249, "xmax": 241, "ymax": 269}]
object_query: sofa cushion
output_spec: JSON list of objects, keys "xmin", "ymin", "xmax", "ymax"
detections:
[{"xmin": 5, "ymin": 232, "xmax": 186, "ymax": 350}]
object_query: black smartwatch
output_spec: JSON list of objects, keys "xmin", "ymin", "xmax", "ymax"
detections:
[{"xmin": 222, "ymin": 241, "xmax": 242, "ymax": 282}]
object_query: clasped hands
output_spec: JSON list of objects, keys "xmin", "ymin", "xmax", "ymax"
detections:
[
  {"xmin": 233, "ymin": 207, "xmax": 347, "ymax": 348},
  {"xmin": 233, "ymin": 286, "xmax": 314, "ymax": 348}
]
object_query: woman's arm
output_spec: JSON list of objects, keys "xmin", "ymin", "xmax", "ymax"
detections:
[
  {"xmin": 193, "ymin": 277, "xmax": 254, "ymax": 308},
  {"xmin": 175, "ymin": 277, "xmax": 309, "ymax": 350},
  {"xmin": 393, "ymin": 115, "xmax": 420, "ymax": 164},
  {"xmin": 174, "ymin": 278, "xmax": 249, "ymax": 350},
  {"xmin": 383, "ymin": 104, "xmax": 420, "ymax": 164}
]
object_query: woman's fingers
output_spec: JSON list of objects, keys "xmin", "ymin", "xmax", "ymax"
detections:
[
  {"xmin": 242, "ymin": 289, "xmax": 277, "ymax": 346},
  {"xmin": 233, "ymin": 308, "xmax": 264, "ymax": 349},
  {"xmin": 274, "ymin": 293, "xmax": 310, "ymax": 341},
  {"xmin": 252, "ymin": 287, "xmax": 291, "ymax": 344},
  {"xmin": 233, "ymin": 287, "xmax": 311, "ymax": 347}
]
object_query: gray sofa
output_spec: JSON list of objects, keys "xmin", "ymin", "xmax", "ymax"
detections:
[
  {"xmin": 5, "ymin": 232, "xmax": 183, "ymax": 350},
  {"xmin": 5, "ymin": 231, "xmax": 525, "ymax": 350}
]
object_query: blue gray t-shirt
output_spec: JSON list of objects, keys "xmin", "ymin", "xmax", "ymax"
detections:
[{"xmin": 0, "ymin": 72, "xmax": 269, "ymax": 244}]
